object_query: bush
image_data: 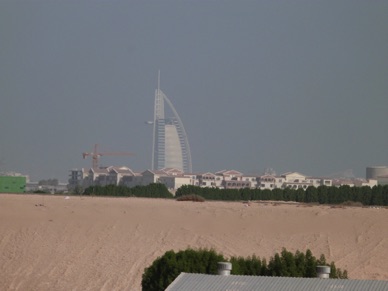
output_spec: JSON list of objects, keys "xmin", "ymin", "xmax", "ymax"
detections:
[
  {"xmin": 82, "ymin": 183, "xmax": 173, "ymax": 198},
  {"xmin": 341, "ymin": 201, "xmax": 363, "ymax": 207},
  {"xmin": 33, "ymin": 190, "xmax": 50, "ymax": 194},
  {"xmin": 176, "ymin": 194, "xmax": 205, "ymax": 202},
  {"xmin": 142, "ymin": 248, "xmax": 347, "ymax": 290},
  {"xmin": 174, "ymin": 184, "xmax": 388, "ymax": 206}
]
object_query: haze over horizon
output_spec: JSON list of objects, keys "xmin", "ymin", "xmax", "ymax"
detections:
[{"xmin": 1, "ymin": 1, "xmax": 387, "ymax": 182}]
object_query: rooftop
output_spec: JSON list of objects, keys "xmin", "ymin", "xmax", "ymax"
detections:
[{"xmin": 166, "ymin": 273, "xmax": 388, "ymax": 291}]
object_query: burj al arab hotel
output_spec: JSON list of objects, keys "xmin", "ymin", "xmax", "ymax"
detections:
[{"xmin": 151, "ymin": 72, "xmax": 192, "ymax": 173}]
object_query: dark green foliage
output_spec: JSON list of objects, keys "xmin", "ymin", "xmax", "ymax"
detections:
[
  {"xmin": 305, "ymin": 186, "xmax": 318, "ymax": 203},
  {"xmin": 304, "ymin": 249, "xmax": 317, "ymax": 277},
  {"xmin": 83, "ymin": 183, "xmax": 173, "ymax": 198},
  {"xmin": 265, "ymin": 249, "xmax": 347, "ymax": 279},
  {"xmin": 295, "ymin": 188, "xmax": 305, "ymax": 202},
  {"xmin": 283, "ymin": 188, "xmax": 296, "ymax": 201},
  {"xmin": 175, "ymin": 185, "xmax": 203, "ymax": 197},
  {"xmin": 83, "ymin": 183, "xmax": 388, "ymax": 206},
  {"xmin": 371, "ymin": 185, "xmax": 384, "ymax": 206},
  {"xmin": 174, "ymin": 184, "xmax": 388, "ymax": 206},
  {"xmin": 271, "ymin": 188, "xmax": 284, "ymax": 201},
  {"xmin": 361, "ymin": 186, "xmax": 372, "ymax": 205},
  {"xmin": 317, "ymin": 186, "xmax": 328, "ymax": 204},
  {"xmin": 142, "ymin": 248, "xmax": 347, "ymax": 290},
  {"xmin": 267, "ymin": 249, "xmax": 307, "ymax": 277},
  {"xmin": 230, "ymin": 255, "xmax": 264, "ymax": 276},
  {"xmin": 33, "ymin": 189, "xmax": 50, "ymax": 194},
  {"xmin": 294, "ymin": 250, "xmax": 306, "ymax": 277},
  {"xmin": 330, "ymin": 261, "xmax": 348, "ymax": 279}
]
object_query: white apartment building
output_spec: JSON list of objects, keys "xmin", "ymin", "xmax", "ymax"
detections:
[
  {"xmin": 194, "ymin": 172, "xmax": 221, "ymax": 187},
  {"xmin": 159, "ymin": 175, "xmax": 193, "ymax": 192},
  {"xmin": 332, "ymin": 178, "xmax": 378, "ymax": 188},
  {"xmin": 256, "ymin": 172, "xmax": 334, "ymax": 190},
  {"xmin": 69, "ymin": 167, "xmax": 378, "ymax": 194}
]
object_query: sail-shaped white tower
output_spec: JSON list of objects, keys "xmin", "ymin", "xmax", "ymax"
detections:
[{"xmin": 151, "ymin": 72, "xmax": 192, "ymax": 173}]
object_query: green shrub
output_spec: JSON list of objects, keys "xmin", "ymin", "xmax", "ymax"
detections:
[
  {"xmin": 142, "ymin": 248, "xmax": 347, "ymax": 291},
  {"xmin": 176, "ymin": 194, "xmax": 205, "ymax": 202}
]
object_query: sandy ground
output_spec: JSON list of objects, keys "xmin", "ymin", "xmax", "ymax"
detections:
[{"xmin": 0, "ymin": 194, "xmax": 387, "ymax": 290}]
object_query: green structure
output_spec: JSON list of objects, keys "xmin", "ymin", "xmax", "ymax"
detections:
[{"xmin": 0, "ymin": 176, "xmax": 26, "ymax": 193}]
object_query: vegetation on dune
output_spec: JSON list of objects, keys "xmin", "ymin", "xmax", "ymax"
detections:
[
  {"xmin": 76, "ymin": 182, "xmax": 388, "ymax": 207},
  {"xmin": 141, "ymin": 248, "xmax": 347, "ymax": 291},
  {"xmin": 82, "ymin": 183, "xmax": 173, "ymax": 198},
  {"xmin": 175, "ymin": 184, "xmax": 388, "ymax": 206}
]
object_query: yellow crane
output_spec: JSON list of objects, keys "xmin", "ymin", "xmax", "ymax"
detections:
[{"xmin": 82, "ymin": 144, "xmax": 134, "ymax": 169}]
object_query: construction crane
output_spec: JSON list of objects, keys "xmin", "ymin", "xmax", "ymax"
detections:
[{"xmin": 82, "ymin": 144, "xmax": 134, "ymax": 169}]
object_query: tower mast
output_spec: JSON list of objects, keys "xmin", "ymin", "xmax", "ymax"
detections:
[
  {"xmin": 158, "ymin": 69, "xmax": 160, "ymax": 93},
  {"xmin": 152, "ymin": 70, "xmax": 161, "ymax": 170}
]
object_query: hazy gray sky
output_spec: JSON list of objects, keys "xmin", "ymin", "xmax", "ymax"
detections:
[{"xmin": 1, "ymin": 1, "xmax": 387, "ymax": 182}]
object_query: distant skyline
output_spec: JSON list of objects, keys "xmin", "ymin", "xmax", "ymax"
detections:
[{"xmin": 1, "ymin": 1, "xmax": 387, "ymax": 182}]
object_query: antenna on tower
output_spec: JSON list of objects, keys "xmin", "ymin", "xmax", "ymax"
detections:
[{"xmin": 158, "ymin": 69, "xmax": 160, "ymax": 93}]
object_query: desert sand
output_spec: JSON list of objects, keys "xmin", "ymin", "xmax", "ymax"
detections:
[{"xmin": 0, "ymin": 194, "xmax": 387, "ymax": 290}]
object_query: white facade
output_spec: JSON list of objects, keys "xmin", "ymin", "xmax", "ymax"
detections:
[
  {"xmin": 256, "ymin": 172, "xmax": 333, "ymax": 190},
  {"xmin": 258, "ymin": 175, "xmax": 278, "ymax": 190},
  {"xmin": 164, "ymin": 124, "xmax": 184, "ymax": 170},
  {"xmin": 195, "ymin": 172, "xmax": 221, "ymax": 187},
  {"xmin": 72, "ymin": 166, "xmax": 383, "ymax": 194},
  {"xmin": 152, "ymin": 74, "xmax": 192, "ymax": 173},
  {"xmin": 159, "ymin": 176, "xmax": 193, "ymax": 191},
  {"xmin": 332, "ymin": 178, "xmax": 378, "ymax": 188}
]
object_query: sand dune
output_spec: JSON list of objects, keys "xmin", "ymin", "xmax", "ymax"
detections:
[{"xmin": 0, "ymin": 194, "xmax": 387, "ymax": 290}]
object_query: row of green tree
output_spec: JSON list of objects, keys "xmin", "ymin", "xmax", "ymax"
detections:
[
  {"xmin": 142, "ymin": 248, "xmax": 347, "ymax": 291},
  {"xmin": 175, "ymin": 184, "xmax": 388, "ymax": 206},
  {"xmin": 82, "ymin": 183, "xmax": 173, "ymax": 198}
]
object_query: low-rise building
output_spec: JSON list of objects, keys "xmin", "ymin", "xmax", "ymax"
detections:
[
  {"xmin": 69, "ymin": 167, "xmax": 387, "ymax": 193},
  {"xmin": 195, "ymin": 172, "xmax": 219, "ymax": 187},
  {"xmin": 376, "ymin": 175, "xmax": 388, "ymax": 186},
  {"xmin": 0, "ymin": 175, "xmax": 26, "ymax": 193},
  {"xmin": 68, "ymin": 168, "xmax": 88, "ymax": 191},
  {"xmin": 332, "ymin": 178, "xmax": 378, "ymax": 188},
  {"xmin": 166, "ymin": 272, "xmax": 388, "ymax": 291},
  {"xmin": 159, "ymin": 175, "xmax": 193, "ymax": 192}
]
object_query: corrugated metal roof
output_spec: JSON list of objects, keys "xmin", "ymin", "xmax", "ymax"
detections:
[{"xmin": 166, "ymin": 273, "xmax": 388, "ymax": 291}]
